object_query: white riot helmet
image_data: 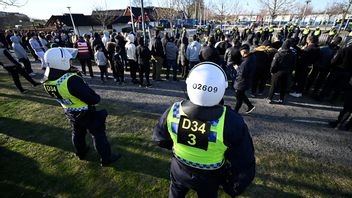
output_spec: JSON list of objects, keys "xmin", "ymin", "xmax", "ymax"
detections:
[
  {"xmin": 44, "ymin": 47, "xmax": 78, "ymax": 77},
  {"xmin": 186, "ymin": 62, "xmax": 228, "ymax": 107}
]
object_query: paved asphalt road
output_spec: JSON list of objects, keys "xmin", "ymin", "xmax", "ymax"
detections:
[{"xmin": 20, "ymin": 62, "xmax": 352, "ymax": 166}]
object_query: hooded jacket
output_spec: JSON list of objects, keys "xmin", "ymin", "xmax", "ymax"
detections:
[
  {"xmin": 10, "ymin": 35, "xmax": 28, "ymax": 59},
  {"xmin": 102, "ymin": 31, "xmax": 110, "ymax": 47},
  {"xmin": 125, "ymin": 34, "xmax": 137, "ymax": 61},
  {"xmin": 270, "ymin": 41, "xmax": 296, "ymax": 73},
  {"xmin": 186, "ymin": 41, "xmax": 201, "ymax": 62}
]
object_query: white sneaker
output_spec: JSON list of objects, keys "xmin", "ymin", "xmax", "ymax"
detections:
[{"xmin": 289, "ymin": 92, "xmax": 302, "ymax": 98}]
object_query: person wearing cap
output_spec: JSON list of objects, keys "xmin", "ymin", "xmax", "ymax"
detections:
[
  {"xmin": 153, "ymin": 62, "xmax": 255, "ymax": 198},
  {"xmin": 42, "ymin": 47, "xmax": 120, "ymax": 166},
  {"xmin": 0, "ymin": 41, "xmax": 40, "ymax": 93},
  {"xmin": 234, "ymin": 44, "xmax": 256, "ymax": 113}
]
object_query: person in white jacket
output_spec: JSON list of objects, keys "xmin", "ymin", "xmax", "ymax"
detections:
[
  {"xmin": 125, "ymin": 33, "xmax": 138, "ymax": 84},
  {"xmin": 10, "ymin": 34, "xmax": 34, "ymax": 75},
  {"xmin": 95, "ymin": 45, "xmax": 109, "ymax": 82},
  {"xmin": 186, "ymin": 35, "xmax": 201, "ymax": 69},
  {"xmin": 29, "ymin": 33, "xmax": 45, "ymax": 70},
  {"xmin": 102, "ymin": 31, "xmax": 110, "ymax": 47}
]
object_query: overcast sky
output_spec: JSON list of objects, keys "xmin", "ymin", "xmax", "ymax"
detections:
[{"xmin": 1, "ymin": 0, "xmax": 331, "ymax": 19}]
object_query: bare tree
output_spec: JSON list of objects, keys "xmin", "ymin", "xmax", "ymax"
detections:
[
  {"xmin": 155, "ymin": 0, "xmax": 179, "ymax": 28},
  {"xmin": 131, "ymin": 0, "xmax": 152, "ymax": 7},
  {"xmin": 210, "ymin": 0, "xmax": 241, "ymax": 23},
  {"xmin": 258, "ymin": 0, "xmax": 296, "ymax": 23},
  {"xmin": 325, "ymin": 2, "xmax": 344, "ymax": 25},
  {"xmin": 336, "ymin": 0, "xmax": 352, "ymax": 32},
  {"xmin": 296, "ymin": 2, "xmax": 313, "ymax": 22},
  {"xmin": 0, "ymin": 0, "xmax": 27, "ymax": 7},
  {"xmin": 92, "ymin": 7, "xmax": 117, "ymax": 30},
  {"xmin": 173, "ymin": 0, "xmax": 197, "ymax": 19}
]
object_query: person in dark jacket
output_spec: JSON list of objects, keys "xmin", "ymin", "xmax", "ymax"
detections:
[
  {"xmin": 305, "ymin": 37, "xmax": 342, "ymax": 96},
  {"xmin": 150, "ymin": 30, "xmax": 165, "ymax": 81},
  {"xmin": 290, "ymin": 36, "xmax": 320, "ymax": 98},
  {"xmin": 329, "ymin": 77, "xmax": 352, "ymax": 131},
  {"xmin": 165, "ymin": 37, "xmax": 179, "ymax": 81},
  {"xmin": 106, "ymin": 41, "xmax": 116, "ymax": 79},
  {"xmin": 136, "ymin": 36, "xmax": 152, "ymax": 87},
  {"xmin": 319, "ymin": 40, "xmax": 352, "ymax": 102},
  {"xmin": 74, "ymin": 36, "xmax": 94, "ymax": 77},
  {"xmin": 251, "ymin": 41, "xmax": 277, "ymax": 97},
  {"xmin": 215, "ymin": 35, "xmax": 232, "ymax": 66},
  {"xmin": 0, "ymin": 42, "xmax": 40, "ymax": 93},
  {"xmin": 224, "ymin": 37, "xmax": 241, "ymax": 66},
  {"xmin": 115, "ymin": 33, "xmax": 127, "ymax": 69},
  {"xmin": 113, "ymin": 45, "xmax": 125, "ymax": 84},
  {"xmin": 199, "ymin": 36, "xmax": 219, "ymax": 64},
  {"xmin": 234, "ymin": 44, "xmax": 256, "ymax": 113},
  {"xmin": 153, "ymin": 62, "xmax": 255, "ymax": 198},
  {"xmin": 267, "ymin": 40, "xmax": 296, "ymax": 104},
  {"xmin": 42, "ymin": 47, "xmax": 120, "ymax": 166}
]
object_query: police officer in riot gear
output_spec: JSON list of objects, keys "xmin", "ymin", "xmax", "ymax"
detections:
[
  {"xmin": 42, "ymin": 47, "xmax": 120, "ymax": 166},
  {"xmin": 153, "ymin": 62, "xmax": 255, "ymax": 198}
]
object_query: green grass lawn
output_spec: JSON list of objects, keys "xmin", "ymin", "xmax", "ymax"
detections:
[{"xmin": 0, "ymin": 72, "xmax": 351, "ymax": 198}]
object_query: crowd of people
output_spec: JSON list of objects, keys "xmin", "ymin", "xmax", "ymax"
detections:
[{"xmin": 0, "ymin": 23, "xmax": 352, "ymax": 130}]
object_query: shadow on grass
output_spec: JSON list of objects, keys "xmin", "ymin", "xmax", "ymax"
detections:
[
  {"xmin": 0, "ymin": 117, "xmax": 171, "ymax": 180},
  {"xmin": 0, "ymin": 146, "xmax": 58, "ymax": 197},
  {"xmin": 0, "ymin": 117, "xmax": 72, "ymax": 152},
  {"xmin": 0, "ymin": 92, "xmax": 57, "ymax": 106},
  {"xmin": 242, "ymin": 183, "xmax": 302, "ymax": 198},
  {"xmin": 111, "ymin": 136, "xmax": 170, "ymax": 180}
]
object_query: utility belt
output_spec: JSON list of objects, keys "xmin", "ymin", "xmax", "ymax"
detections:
[
  {"xmin": 173, "ymin": 155, "xmax": 225, "ymax": 177},
  {"xmin": 64, "ymin": 105, "xmax": 96, "ymax": 123}
]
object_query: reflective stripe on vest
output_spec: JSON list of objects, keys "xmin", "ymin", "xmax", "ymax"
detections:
[
  {"xmin": 43, "ymin": 73, "xmax": 88, "ymax": 111},
  {"xmin": 77, "ymin": 42, "xmax": 89, "ymax": 54},
  {"xmin": 0, "ymin": 48, "xmax": 15, "ymax": 67},
  {"xmin": 167, "ymin": 102, "xmax": 227, "ymax": 170}
]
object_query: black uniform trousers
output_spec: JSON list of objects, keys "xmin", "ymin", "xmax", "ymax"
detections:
[
  {"xmin": 268, "ymin": 71, "xmax": 290, "ymax": 101},
  {"xmin": 305, "ymin": 66, "xmax": 329, "ymax": 94},
  {"xmin": 292, "ymin": 64, "xmax": 310, "ymax": 93},
  {"xmin": 234, "ymin": 90, "xmax": 254, "ymax": 112},
  {"xmin": 4, "ymin": 65, "xmax": 37, "ymax": 92},
  {"xmin": 18, "ymin": 57, "xmax": 33, "ymax": 74},
  {"xmin": 251, "ymin": 66, "xmax": 270, "ymax": 95},
  {"xmin": 319, "ymin": 70, "xmax": 350, "ymax": 101},
  {"xmin": 79, "ymin": 58, "xmax": 94, "ymax": 77},
  {"xmin": 128, "ymin": 59, "xmax": 138, "ymax": 82},
  {"xmin": 68, "ymin": 109, "xmax": 112, "ymax": 162},
  {"xmin": 139, "ymin": 63, "xmax": 150, "ymax": 85},
  {"xmin": 169, "ymin": 157, "xmax": 222, "ymax": 198}
]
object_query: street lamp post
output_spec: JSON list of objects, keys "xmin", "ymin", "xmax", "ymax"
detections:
[
  {"xmin": 140, "ymin": 0, "xmax": 147, "ymax": 46},
  {"xmin": 67, "ymin": 6, "xmax": 79, "ymax": 35},
  {"xmin": 301, "ymin": 0, "xmax": 311, "ymax": 26}
]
